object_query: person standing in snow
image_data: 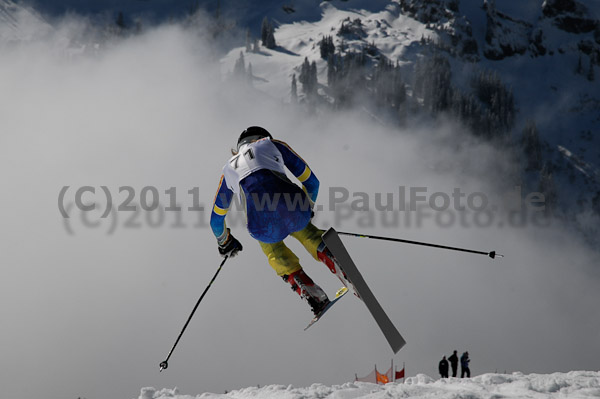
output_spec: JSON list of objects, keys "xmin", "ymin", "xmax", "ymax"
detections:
[
  {"xmin": 439, "ymin": 356, "xmax": 449, "ymax": 378},
  {"xmin": 210, "ymin": 126, "xmax": 346, "ymax": 315},
  {"xmin": 460, "ymin": 351, "xmax": 471, "ymax": 378},
  {"xmin": 448, "ymin": 350, "xmax": 459, "ymax": 377}
]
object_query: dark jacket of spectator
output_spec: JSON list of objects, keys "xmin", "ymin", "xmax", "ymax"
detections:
[
  {"xmin": 438, "ymin": 356, "xmax": 449, "ymax": 378},
  {"xmin": 448, "ymin": 351, "xmax": 459, "ymax": 377},
  {"xmin": 460, "ymin": 352, "xmax": 471, "ymax": 378}
]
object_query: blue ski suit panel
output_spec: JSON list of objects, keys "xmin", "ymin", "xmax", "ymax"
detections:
[
  {"xmin": 272, "ymin": 140, "xmax": 320, "ymax": 203},
  {"xmin": 210, "ymin": 140, "xmax": 319, "ymax": 244},
  {"xmin": 210, "ymin": 174, "xmax": 234, "ymax": 243},
  {"xmin": 241, "ymin": 169, "xmax": 312, "ymax": 243}
]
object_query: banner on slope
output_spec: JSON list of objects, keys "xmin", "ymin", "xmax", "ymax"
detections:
[
  {"xmin": 395, "ymin": 367, "xmax": 405, "ymax": 380},
  {"xmin": 376, "ymin": 369, "xmax": 390, "ymax": 384}
]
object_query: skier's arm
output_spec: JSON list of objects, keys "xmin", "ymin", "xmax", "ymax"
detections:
[
  {"xmin": 272, "ymin": 140, "xmax": 320, "ymax": 202},
  {"xmin": 210, "ymin": 174, "xmax": 234, "ymax": 244}
]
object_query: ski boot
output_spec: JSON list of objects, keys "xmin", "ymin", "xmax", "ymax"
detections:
[
  {"xmin": 317, "ymin": 241, "xmax": 350, "ymax": 283},
  {"xmin": 283, "ymin": 270, "xmax": 330, "ymax": 316},
  {"xmin": 317, "ymin": 241, "xmax": 360, "ymax": 299}
]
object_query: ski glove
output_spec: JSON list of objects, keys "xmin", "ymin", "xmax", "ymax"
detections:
[{"xmin": 218, "ymin": 229, "xmax": 243, "ymax": 258}]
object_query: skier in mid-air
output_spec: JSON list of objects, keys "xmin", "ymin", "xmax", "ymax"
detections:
[{"xmin": 210, "ymin": 126, "xmax": 346, "ymax": 315}]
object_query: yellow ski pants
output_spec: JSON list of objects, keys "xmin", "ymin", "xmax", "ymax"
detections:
[{"xmin": 258, "ymin": 222, "xmax": 324, "ymax": 276}]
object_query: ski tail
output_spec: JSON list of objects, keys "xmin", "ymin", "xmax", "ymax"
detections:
[
  {"xmin": 304, "ymin": 287, "xmax": 348, "ymax": 330},
  {"xmin": 322, "ymin": 228, "xmax": 406, "ymax": 353}
]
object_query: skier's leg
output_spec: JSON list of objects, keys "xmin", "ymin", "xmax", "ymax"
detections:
[
  {"xmin": 259, "ymin": 240, "xmax": 302, "ymax": 277},
  {"xmin": 294, "ymin": 223, "xmax": 347, "ymax": 278},
  {"xmin": 291, "ymin": 222, "xmax": 353, "ymax": 291},
  {"xmin": 290, "ymin": 222, "xmax": 337, "ymax": 273},
  {"xmin": 259, "ymin": 241, "xmax": 329, "ymax": 315},
  {"xmin": 289, "ymin": 222, "xmax": 324, "ymax": 262}
]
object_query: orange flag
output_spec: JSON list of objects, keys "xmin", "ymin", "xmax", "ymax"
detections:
[{"xmin": 376, "ymin": 370, "xmax": 389, "ymax": 384}]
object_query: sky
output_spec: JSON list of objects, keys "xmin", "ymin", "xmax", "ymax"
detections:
[{"xmin": 0, "ymin": 5, "xmax": 599, "ymax": 399}]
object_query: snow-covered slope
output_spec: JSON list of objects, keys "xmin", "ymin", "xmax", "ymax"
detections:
[
  {"xmin": 221, "ymin": 2, "xmax": 435, "ymax": 103},
  {"xmin": 221, "ymin": 0, "xmax": 600, "ymax": 132},
  {"xmin": 138, "ymin": 371, "xmax": 600, "ymax": 399}
]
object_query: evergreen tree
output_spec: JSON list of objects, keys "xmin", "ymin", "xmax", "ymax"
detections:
[
  {"xmin": 320, "ymin": 37, "xmax": 327, "ymax": 59},
  {"xmin": 233, "ymin": 51, "xmax": 246, "ymax": 78},
  {"xmin": 247, "ymin": 63, "xmax": 253, "ymax": 86},
  {"xmin": 413, "ymin": 58, "xmax": 424, "ymax": 98},
  {"xmin": 338, "ymin": 39, "xmax": 346, "ymax": 54},
  {"xmin": 266, "ymin": 29, "xmax": 277, "ymax": 49},
  {"xmin": 328, "ymin": 36, "xmax": 335, "ymax": 57},
  {"xmin": 310, "ymin": 61, "xmax": 318, "ymax": 93},
  {"xmin": 336, "ymin": 51, "xmax": 367, "ymax": 107},
  {"xmin": 187, "ymin": 0, "xmax": 200, "ymax": 16},
  {"xmin": 319, "ymin": 36, "xmax": 335, "ymax": 59},
  {"xmin": 392, "ymin": 63, "xmax": 406, "ymax": 108},
  {"xmin": 291, "ymin": 74, "xmax": 298, "ymax": 103},
  {"xmin": 538, "ymin": 163, "xmax": 557, "ymax": 212},
  {"xmin": 299, "ymin": 57, "xmax": 310, "ymax": 88},
  {"xmin": 261, "ymin": 17, "xmax": 270, "ymax": 45},
  {"xmin": 298, "ymin": 58, "xmax": 318, "ymax": 96},
  {"xmin": 261, "ymin": 17, "xmax": 277, "ymax": 49},
  {"xmin": 470, "ymin": 69, "xmax": 515, "ymax": 138},
  {"xmin": 417, "ymin": 54, "xmax": 452, "ymax": 114},
  {"xmin": 372, "ymin": 58, "xmax": 390, "ymax": 106},
  {"xmin": 298, "ymin": 57, "xmax": 310, "ymax": 92},
  {"xmin": 522, "ymin": 120, "xmax": 542, "ymax": 171},
  {"xmin": 134, "ymin": 19, "xmax": 142, "ymax": 34},
  {"xmin": 587, "ymin": 58, "xmax": 595, "ymax": 81},
  {"xmin": 116, "ymin": 11, "xmax": 126, "ymax": 30},
  {"xmin": 245, "ymin": 29, "xmax": 252, "ymax": 52},
  {"xmin": 576, "ymin": 54, "xmax": 584, "ymax": 74},
  {"xmin": 327, "ymin": 54, "xmax": 337, "ymax": 87}
]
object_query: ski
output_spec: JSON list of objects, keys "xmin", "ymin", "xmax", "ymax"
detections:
[
  {"xmin": 322, "ymin": 228, "xmax": 406, "ymax": 353},
  {"xmin": 304, "ymin": 287, "xmax": 348, "ymax": 330}
]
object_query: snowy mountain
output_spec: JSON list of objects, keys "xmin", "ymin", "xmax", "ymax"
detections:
[
  {"xmin": 137, "ymin": 371, "xmax": 600, "ymax": 399},
  {"xmin": 218, "ymin": 0, "xmax": 600, "ymax": 238},
  {"xmin": 221, "ymin": 0, "xmax": 599, "ymax": 136}
]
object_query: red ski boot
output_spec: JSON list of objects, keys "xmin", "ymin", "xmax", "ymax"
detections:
[
  {"xmin": 317, "ymin": 241, "xmax": 359, "ymax": 298},
  {"xmin": 317, "ymin": 242, "xmax": 350, "ymax": 283},
  {"xmin": 283, "ymin": 270, "xmax": 330, "ymax": 315}
]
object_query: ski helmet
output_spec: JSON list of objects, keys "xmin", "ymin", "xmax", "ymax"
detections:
[{"xmin": 237, "ymin": 126, "xmax": 272, "ymax": 149}]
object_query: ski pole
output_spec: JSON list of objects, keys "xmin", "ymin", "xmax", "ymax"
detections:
[
  {"xmin": 337, "ymin": 231, "xmax": 503, "ymax": 259},
  {"xmin": 159, "ymin": 255, "xmax": 229, "ymax": 372}
]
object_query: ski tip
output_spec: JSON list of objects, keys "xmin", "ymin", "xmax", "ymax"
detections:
[
  {"xmin": 392, "ymin": 340, "xmax": 407, "ymax": 354},
  {"xmin": 304, "ymin": 319, "xmax": 317, "ymax": 331}
]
